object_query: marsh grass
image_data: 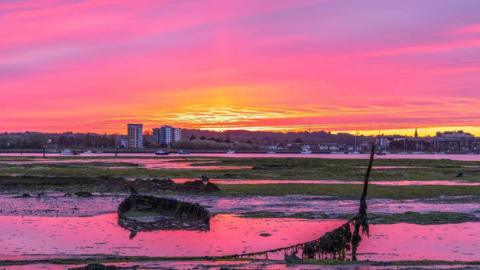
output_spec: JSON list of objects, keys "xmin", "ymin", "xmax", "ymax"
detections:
[
  {"xmin": 0, "ymin": 157, "xmax": 479, "ymax": 180},
  {"xmin": 219, "ymin": 184, "xmax": 480, "ymax": 199}
]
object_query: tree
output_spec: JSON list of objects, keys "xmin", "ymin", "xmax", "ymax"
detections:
[{"xmin": 294, "ymin": 138, "xmax": 304, "ymax": 144}]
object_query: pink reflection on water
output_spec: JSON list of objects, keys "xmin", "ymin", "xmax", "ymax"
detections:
[
  {"xmin": 1, "ymin": 214, "xmax": 480, "ymax": 262},
  {"xmin": 0, "ymin": 158, "xmax": 250, "ymax": 170},
  {"xmin": 371, "ymin": 180, "xmax": 480, "ymax": 186},
  {"xmin": 2, "ymin": 152, "xmax": 480, "ymax": 161},
  {"xmin": 0, "ymin": 214, "xmax": 343, "ymax": 260},
  {"xmin": 359, "ymin": 222, "xmax": 480, "ymax": 261}
]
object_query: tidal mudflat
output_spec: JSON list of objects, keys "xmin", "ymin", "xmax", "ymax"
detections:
[{"xmin": 1, "ymin": 156, "xmax": 480, "ymax": 269}]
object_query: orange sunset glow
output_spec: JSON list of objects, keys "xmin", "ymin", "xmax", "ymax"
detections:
[{"xmin": 1, "ymin": 0, "xmax": 480, "ymax": 135}]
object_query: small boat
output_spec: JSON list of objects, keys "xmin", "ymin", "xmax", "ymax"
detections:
[
  {"xmin": 300, "ymin": 145, "xmax": 312, "ymax": 154},
  {"xmin": 177, "ymin": 150, "xmax": 190, "ymax": 155},
  {"xmin": 300, "ymin": 149, "xmax": 312, "ymax": 154},
  {"xmin": 376, "ymin": 152, "xmax": 387, "ymax": 156},
  {"xmin": 155, "ymin": 150, "xmax": 170, "ymax": 156},
  {"xmin": 226, "ymin": 150, "xmax": 235, "ymax": 154},
  {"xmin": 82, "ymin": 150, "xmax": 93, "ymax": 155},
  {"xmin": 61, "ymin": 149, "xmax": 74, "ymax": 156},
  {"xmin": 266, "ymin": 150, "xmax": 276, "ymax": 154}
]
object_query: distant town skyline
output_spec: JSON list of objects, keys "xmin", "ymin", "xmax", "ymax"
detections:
[
  {"xmin": 2, "ymin": 1, "xmax": 480, "ymax": 135},
  {"xmin": 2, "ymin": 126, "xmax": 480, "ymax": 139}
]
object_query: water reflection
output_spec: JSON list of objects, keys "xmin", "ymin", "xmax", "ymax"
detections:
[
  {"xmin": 2, "ymin": 152, "xmax": 480, "ymax": 161},
  {"xmin": 0, "ymin": 213, "xmax": 479, "ymax": 262},
  {"xmin": 0, "ymin": 214, "xmax": 342, "ymax": 260},
  {"xmin": 0, "ymin": 158, "xmax": 250, "ymax": 170},
  {"xmin": 359, "ymin": 222, "xmax": 480, "ymax": 261}
]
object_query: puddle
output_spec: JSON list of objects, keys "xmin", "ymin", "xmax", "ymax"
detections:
[
  {"xmin": 5, "ymin": 261, "xmax": 472, "ymax": 270},
  {"xmin": 359, "ymin": 222, "xmax": 480, "ymax": 261},
  {"xmin": 173, "ymin": 178, "xmax": 480, "ymax": 186},
  {"xmin": 0, "ymin": 214, "xmax": 343, "ymax": 260},
  {"xmin": 0, "ymin": 213, "xmax": 479, "ymax": 262},
  {"xmin": 0, "ymin": 158, "xmax": 250, "ymax": 170}
]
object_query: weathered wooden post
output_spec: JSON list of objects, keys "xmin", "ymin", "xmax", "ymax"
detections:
[{"xmin": 351, "ymin": 144, "xmax": 375, "ymax": 261}]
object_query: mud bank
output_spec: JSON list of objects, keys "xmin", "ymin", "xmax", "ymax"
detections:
[{"xmin": 1, "ymin": 194, "xmax": 480, "ymax": 220}]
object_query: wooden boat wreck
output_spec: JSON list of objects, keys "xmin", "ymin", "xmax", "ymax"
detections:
[{"xmin": 117, "ymin": 195, "xmax": 210, "ymax": 238}]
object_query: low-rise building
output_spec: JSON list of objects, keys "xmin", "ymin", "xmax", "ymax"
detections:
[
  {"xmin": 433, "ymin": 131, "xmax": 475, "ymax": 153},
  {"xmin": 318, "ymin": 142, "xmax": 345, "ymax": 152}
]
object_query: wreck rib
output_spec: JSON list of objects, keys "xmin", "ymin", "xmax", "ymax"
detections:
[{"xmin": 220, "ymin": 145, "xmax": 376, "ymax": 261}]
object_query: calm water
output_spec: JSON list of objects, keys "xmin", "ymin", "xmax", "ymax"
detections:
[
  {"xmin": 2, "ymin": 152, "xmax": 480, "ymax": 161},
  {"xmin": 1, "ymin": 213, "xmax": 479, "ymax": 262},
  {"xmin": 0, "ymin": 158, "xmax": 250, "ymax": 170},
  {"xmin": 0, "ymin": 214, "xmax": 342, "ymax": 260}
]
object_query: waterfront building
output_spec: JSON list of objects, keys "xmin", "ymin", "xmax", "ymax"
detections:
[
  {"xmin": 153, "ymin": 125, "xmax": 182, "ymax": 145},
  {"xmin": 318, "ymin": 142, "xmax": 345, "ymax": 152},
  {"xmin": 127, "ymin": 124, "xmax": 143, "ymax": 148},
  {"xmin": 433, "ymin": 130, "xmax": 475, "ymax": 153}
]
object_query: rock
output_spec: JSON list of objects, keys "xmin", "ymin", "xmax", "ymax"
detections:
[
  {"xmin": 21, "ymin": 193, "xmax": 31, "ymax": 198},
  {"xmin": 68, "ymin": 263, "xmax": 128, "ymax": 270},
  {"xmin": 182, "ymin": 180, "xmax": 205, "ymax": 188},
  {"xmin": 128, "ymin": 185, "xmax": 138, "ymax": 195},
  {"xmin": 127, "ymin": 178, "xmax": 175, "ymax": 193},
  {"xmin": 182, "ymin": 178, "xmax": 220, "ymax": 192},
  {"xmin": 75, "ymin": 191, "xmax": 93, "ymax": 197},
  {"xmin": 127, "ymin": 177, "xmax": 219, "ymax": 193},
  {"xmin": 205, "ymin": 182, "xmax": 220, "ymax": 191},
  {"xmin": 284, "ymin": 252, "xmax": 301, "ymax": 263}
]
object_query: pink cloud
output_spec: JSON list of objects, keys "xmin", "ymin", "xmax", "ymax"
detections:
[{"xmin": 1, "ymin": 1, "xmax": 480, "ymax": 134}]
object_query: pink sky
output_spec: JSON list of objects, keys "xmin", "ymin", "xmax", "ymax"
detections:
[{"xmin": 1, "ymin": 0, "xmax": 480, "ymax": 135}]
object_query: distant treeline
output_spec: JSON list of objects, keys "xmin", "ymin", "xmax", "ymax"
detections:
[
  {"xmin": 181, "ymin": 129, "xmax": 362, "ymax": 145},
  {"xmin": 0, "ymin": 132, "xmax": 116, "ymax": 149}
]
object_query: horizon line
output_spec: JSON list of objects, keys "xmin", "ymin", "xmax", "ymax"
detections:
[{"xmin": 2, "ymin": 126, "xmax": 480, "ymax": 137}]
